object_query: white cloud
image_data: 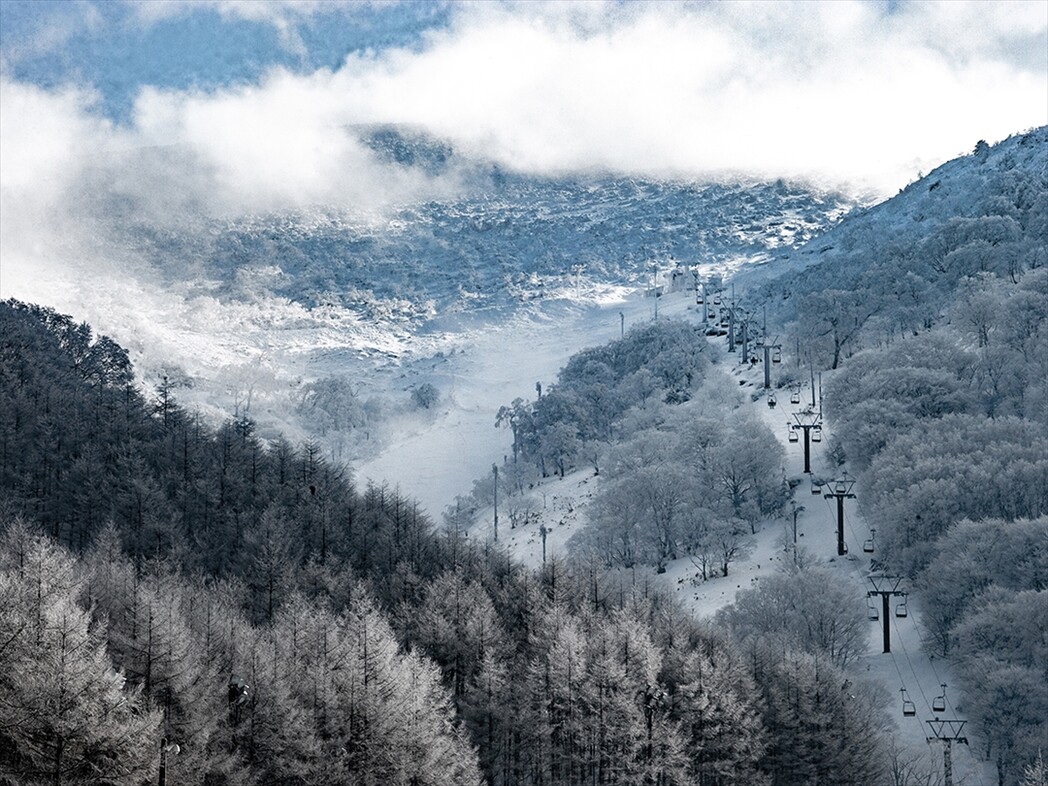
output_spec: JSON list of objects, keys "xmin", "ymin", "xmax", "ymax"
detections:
[
  {"xmin": 320, "ymin": 0, "xmax": 1045, "ymax": 191},
  {"xmin": 4, "ymin": 0, "xmax": 1045, "ymax": 222},
  {"xmin": 1, "ymin": 1, "xmax": 1045, "ymax": 275},
  {"xmin": 0, "ymin": 0, "xmax": 1043, "ymax": 427}
]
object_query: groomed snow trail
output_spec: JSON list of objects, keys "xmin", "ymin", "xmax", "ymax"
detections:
[{"xmin": 358, "ymin": 283, "xmax": 996, "ymax": 785}]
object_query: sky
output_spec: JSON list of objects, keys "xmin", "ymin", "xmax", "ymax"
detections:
[
  {"xmin": 2, "ymin": 0, "xmax": 1046, "ymax": 204},
  {"xmin": 0, "ymin": 0, "xmax": 1046, "ymax": 316}
]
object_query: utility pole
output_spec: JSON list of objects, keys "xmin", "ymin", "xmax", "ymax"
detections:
[
  {"xmin": 650, "ymin": 262, "xmax": 659, "ymax": 320},
  {"xmin": 159, "ymin": 739, "xmax": 170, "ymax": 786},
  {"xmin": 789, "ymin": 500, "xmax": 805, "ymax": 565},
  {"xmin": 620, "ymin": 311, "xmax": 625, "ymax": 339},
  {"xmin": 540, "ymin": 523, "xmax": 550, "ymax": 564},
  {"xmin": 867, "ymin": 575, "xmax": 905, "ymax": 652},
  {"xmin": 926, "ymin": 719, "xmax": 968, "ymax": 786},
  {"xmin": 762, "ymin": 341, "xmax": 781, "ymax": 388},
  {"xmin": 809, "ymin": 353, "xmax": 817, "ymax": 408},
  {"xmin": 701, "ymin": 281, "xmax": 708, "ymax": 323},
  {"xmin": 790, "ymin": 408, "xmax": 822, "ymax": 474},
  {"xmin": 824, "ymin": 472, "xmax": 857, "ymax": 556},
  {"xmin": 492, "ymin": 464, "xmax": 499, "ymax": 542},
  {"xmin": 728, "ymin": 284, "xmax": 737, "ymax": 351},
  {"xmin": 740, "ymin": 318, "xmax": 749, "ymax": 365}
]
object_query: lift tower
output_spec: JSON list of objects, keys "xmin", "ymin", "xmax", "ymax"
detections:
[
  {"xmin": 824, "ymin": 473, "xmax": 857, "ymax": 556},
  {"xmin": 790, "ymin": 408, "xmax": 822, "ymax": 474},
  {"xmin": 926, "ymin": 719, "xmax": 968, "ymax": 786},
  {"xmin": 867, "ymin": 575, "xmax": 906, "ymax": 652}
]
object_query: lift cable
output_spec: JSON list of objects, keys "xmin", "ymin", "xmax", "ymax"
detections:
[
  {"xmin": 890, "ymin": 610, "xmax": 935, "ymax": 715},
  {"xmin": 891, "ymin": 610, "xmax": 987, "ymax": 786}
]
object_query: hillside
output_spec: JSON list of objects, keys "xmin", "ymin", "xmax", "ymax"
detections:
[
  {"xmin": 109, "ymin": 129, "xmax": 856, "ymax": 331},
  {"xmin": 737, "ymin": 126, "xmax": 1047, "ymax": 366}
]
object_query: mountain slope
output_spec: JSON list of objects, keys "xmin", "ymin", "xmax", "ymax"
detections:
[{"xmin": 738, "ymin": 126, "xmax": 1047, "ymax": 356}]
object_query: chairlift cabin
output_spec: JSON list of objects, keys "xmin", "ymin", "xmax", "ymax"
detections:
[
  {"xmin": 811, "ymin": 480, "xmax": 823, "ymax": 495},
  {"xmin": 933, "ymin": 684, "xmax": 947, "ymax": 713},
  {"xmin": 900, "ymin": 688, "xmax": 916, "ymax": 717},
  {"xmin": 862, "ymin": 537, "xmax": 875, "ymax": 554},
  {"xmin": 896, "ymin": 597, "xmax": 909, "ymax": 618},
  {"xmin": 788, "ymin": 428, "xmax": 799, "ymax": 443},
  {"xmin": 812, "ymin": 425, "xmax": 823, "ymax": 442},
  {"xmin": 772, "ymin": 347, "xmax": 782, "ymax": 363},
  {"xmin": 713, "ymin": 296, "xmax": 722, "ymax": 305},
  {"xmin": 790, "ymin": 390, "xmax": 801, "ymax": 404},
  {"xmin": 835, "ymin": 480, "xmax": 848, "ymax": 495},
  {"xmin": 767, "ymin": 394, "xmax": 777, "ymax": 408},
  {"xmin": 867, "ymin": 599, "xmax": 879, "ymax": 621}
]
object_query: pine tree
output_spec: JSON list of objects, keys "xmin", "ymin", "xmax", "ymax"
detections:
[{"xmin": 0, "ymin": 530, "xmax": 160, "ymax": 785}]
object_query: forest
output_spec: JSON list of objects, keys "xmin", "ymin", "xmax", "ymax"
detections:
[
  {"xmin": 1, "ymin": 299, "xmax": 894, "ymax": 785},
  {"xmin": 2, "ymin": 134, "xmax": 1047, "ymax": 786}
]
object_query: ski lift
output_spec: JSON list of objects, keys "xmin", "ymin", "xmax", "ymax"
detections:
[
  {"xmin": 767, "ymin": 394, "xmax": 777, "ymax": 408},
  {"xmin": 713, "ymin": 296, "xmax": 722, "ymax": 305},
  {"xmin": 788, "ymin": 428, "xmax": 799, "ymax": 443},
  {"xmin": 933, "ymin": 684, "xmax": 947, "ymax": 713},
  {"xmin": 867, "ymin": 599, "xmax": 879, "ymax": 621},
  {"xmin": 790, "ymin": 390, "xmax": 801, "ymax": 405},
  {"xmin": 841, "ymin": 542, "xmax": 849, "ymax": 555},
  {"xmin": 835, "ymin": 479, "xmax": 848, "ymax": 494},
  {"xmin": 811, "ymin": 480, "xmax": 823, "ymax": 495},
  {"xmin": 772, "ymin": 347, "xmax": 782, "ymax": 363},
  {"xmin": 900, "ymin": 688, "xmax": 916, "ymax": 717},
  {"xmin": 862, "ymin": 537, "xmax": 875, "ymax": 554},
  {"xmin": 896, "ymin": 597, "xmax": 909, "ymax": 618},
  {"xmin": 812, "ymin": 425, "xmax": 823, "ymax": 443}
]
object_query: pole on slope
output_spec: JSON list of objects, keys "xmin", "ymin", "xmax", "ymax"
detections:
[
  {"xmin": 824, "ymin": 472, "xmax": 856, "ymax": 557},
  {"xmin": 791, "ymin": 409, "xmax": 821, "ymax": 474},
  {"xmin": 492, "ymin": 464, "xmax": 499, "ymax": 542},
  {"xmin": 926, "ymin": 720, "xmax": 968, "ymax": 786},
  {"xmin": 867, "ymin": 575, "xmax": 905, "ymax": 652}
]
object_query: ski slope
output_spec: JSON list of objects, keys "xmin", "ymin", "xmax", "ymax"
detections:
[{"xmin": 403, "ymin": 282, "xmax": 997, "ymax": 785}]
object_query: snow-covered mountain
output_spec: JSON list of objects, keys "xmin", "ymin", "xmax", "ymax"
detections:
[
  {"xmin": 113, "ymin": 126, "xmax": 858, "ymax": 336},
  {"xmin": 738, "ymin": 126, "xmax": 1047, "ymax": 318}
]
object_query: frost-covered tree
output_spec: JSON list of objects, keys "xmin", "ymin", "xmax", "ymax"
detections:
[
  {"xmin": 719, "ymin": 565, "xmax": 869, "ymax": 668},
  {"xmin": 0, "ymin": 527, "xmax": 160, "ymax": 785}
]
